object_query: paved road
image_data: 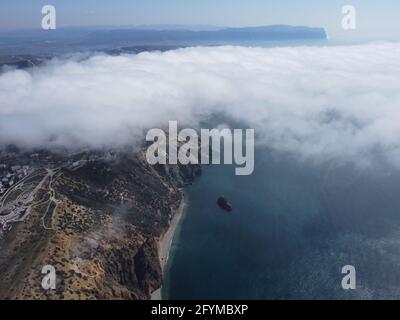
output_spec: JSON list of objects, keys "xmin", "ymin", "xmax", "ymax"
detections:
[{"xmin": 0, "ymin": 168, "xmax": 58, "ymax": 223}]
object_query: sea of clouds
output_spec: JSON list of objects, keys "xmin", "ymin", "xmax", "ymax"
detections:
[{"xmin": 0, "ymin": 43, "xmax": 400, "ymax": 167}]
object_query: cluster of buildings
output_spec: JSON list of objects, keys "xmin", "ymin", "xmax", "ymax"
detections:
[{"xmin": 0, "ymin": 164, "xmax": 30, "ymax": 194}]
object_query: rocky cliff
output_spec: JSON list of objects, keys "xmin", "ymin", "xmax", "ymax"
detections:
[{"xmin": 0, "ymin": 149, "xmax": 201, "ymax": 299}]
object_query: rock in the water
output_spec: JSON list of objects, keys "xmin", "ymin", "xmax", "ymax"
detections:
[{"xmin": 217, "ymin": 196, "xmax": 233, "ymax": 212}]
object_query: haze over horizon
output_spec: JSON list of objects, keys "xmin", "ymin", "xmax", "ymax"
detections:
[
  {"xmin": 1, "ymin": 0, "xmax": 400, "ymax": 40},
  {"xmin": 2, "ymin": 1, "xmax": 400, "ymax": 303}
]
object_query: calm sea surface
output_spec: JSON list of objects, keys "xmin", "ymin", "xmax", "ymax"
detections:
[{"xmin": 164, "ymin": 146, "xmax": 400, "ymax": 299}]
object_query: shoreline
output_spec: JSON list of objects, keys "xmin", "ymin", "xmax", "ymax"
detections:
[{"xmin": 151, "ymin": 196, "xmax": 186, "ymax": 300}]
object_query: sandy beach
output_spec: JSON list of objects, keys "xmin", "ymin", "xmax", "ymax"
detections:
[{"xmin": 151, "ymin": 197, "xmax": 186, "ymax": 300}]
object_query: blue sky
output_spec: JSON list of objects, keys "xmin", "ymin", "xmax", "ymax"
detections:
[{"xmin": 1, "ymin": 0, "xmax": 400, "ymax": 40}]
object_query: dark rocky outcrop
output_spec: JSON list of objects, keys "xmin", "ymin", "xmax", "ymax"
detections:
[{"xmin": 217, "ymin": 196, "xmax": 233, "ymax": 212}]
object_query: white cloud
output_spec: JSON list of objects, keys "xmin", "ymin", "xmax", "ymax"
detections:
[{"xmin": 1, "ymin": 43, "xmax": 400, "ymax": 167}]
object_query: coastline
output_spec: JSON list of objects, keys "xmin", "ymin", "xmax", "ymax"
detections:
[{"xmin": 151, "ymin": 195, "xmax": 186, "ymax": 300}]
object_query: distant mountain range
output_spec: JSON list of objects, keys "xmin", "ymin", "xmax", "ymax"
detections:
[
  {"xmin": 84, "ymin": 25, "xmax": 327, "ymax": 45},
  {"xmin": 0, "ymin": 25, "xmax": 327, "ymax": 56}
]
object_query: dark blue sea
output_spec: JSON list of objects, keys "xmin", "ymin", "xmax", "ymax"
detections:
[{"xmin": 163, "ymin": 145, "xmax": 400, "ymax": 300}]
